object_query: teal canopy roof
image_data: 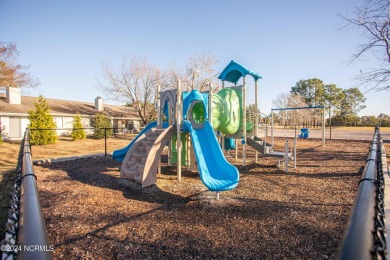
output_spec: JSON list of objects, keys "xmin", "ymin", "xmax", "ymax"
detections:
[{"xmin": 218, "ymin": 60, "xmax": 262, "ymax": 84}]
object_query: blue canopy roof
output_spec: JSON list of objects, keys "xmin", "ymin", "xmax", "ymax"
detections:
[{"xmin": 218, "ymin": 60, "xmax": 262, "ymax": 84}]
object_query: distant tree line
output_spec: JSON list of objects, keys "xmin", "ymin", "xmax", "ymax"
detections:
[{"xmin": 271, "ymin": 78, "xmax": 382, "ymax": 127}]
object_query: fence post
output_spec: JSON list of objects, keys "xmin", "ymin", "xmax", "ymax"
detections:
[{"xmin": 104, "ymin": 128, "xmax": 107, "ymax": 156}]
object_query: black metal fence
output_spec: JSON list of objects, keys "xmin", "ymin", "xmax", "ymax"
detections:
[
  {"xmin": 337, "ymin": 126, "xmax": 386, "ymax": 259},
  {"xmin": 0, "ymin": 127, "xmax": 136, "ymax": 258},
  {"xmin": 2, "ymin": 127, "xmax": 389, "ymax": 259},
  {"xmin": 1, "ymin": 129, "xmax": 51, "ymax": 259},
  {"xmin": 29, "ymin": 127, "xmax": 136, "ymax": 161}
]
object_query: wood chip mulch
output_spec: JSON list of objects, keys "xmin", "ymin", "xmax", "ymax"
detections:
[{"xmin": 34, "ymin": 138, "xmax": 375, "ymax": 259}]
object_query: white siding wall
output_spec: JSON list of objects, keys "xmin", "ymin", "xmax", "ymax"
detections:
[
  {"xmin": 21, "ymin": 118, "xmax": 29, "ymax": 137},
  {"xmin": 0, "ymin": 116, "xmax": 27, "ymax": 139},
  {"xmin": 81, "ymin": 117, "xmax": 91, "ymax": 127},
  {"xmin": 54, "ymin": 117, "xmax": 67, "ymax": 136},
  {"xmin": 0, "ymin": 114, "xmax": 131, "ymax": 140},
  {"xmin": 63, "ymin": 116, "xmax": 74, "ymax": 128},
  {"xmin": 1, "ymin": 116, "xmax": 10, "ymax": 139},
  {"xmin": 54, "ymin": 117, "xmax": 63, "ymax": 128}
]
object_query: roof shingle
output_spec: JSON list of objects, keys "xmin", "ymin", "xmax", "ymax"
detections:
[{"xmin": 0, "ymin": 95, "xmax": 140, "ymax": 119}]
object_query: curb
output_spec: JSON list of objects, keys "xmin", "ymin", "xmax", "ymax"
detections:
[{"xmin": 33, "ymin": 152, "xmax": 113, "ymax": 164}]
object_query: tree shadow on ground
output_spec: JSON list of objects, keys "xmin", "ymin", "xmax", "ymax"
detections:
[
  {"xmin": 35, "ymin": 155, "xmax": 354, "ymax": 259},
  {"xmin": 43, "ymin": 189, "xmax": 345, "ymax": 259},
  {"xmin": 38, "ymin": 158, "xmax": 189, "ymax": 205}
]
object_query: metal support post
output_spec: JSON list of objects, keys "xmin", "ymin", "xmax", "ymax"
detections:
[
  {"xmin": 186, "ymin": 133, "xmax": 190, "ymax": 170},
  {"xmin": 271, "ymin": 111, "xmax": 274, "ymax": 148},
  {"xmin": 104, "ymin": 128, "xmax": 107, "ymax": 156},
  {"xmin": 322, "ymin": 108, "xmax": 325, "ymax": 147},
  {"xmin": 265, "ymin": 118, "xmax": 268, "ymax": 152},
  {"xmin": 294, "ymin": 138, "xmax": 297, "ymax": 170},
  {"xmin": 208, "ymin": 82, "xmax": 213, "ymax": 123},
  {"xmin": 157, "ymin": 85, "xmax": 161, "ymax": 174},
  {"xmin": 177, "ymin": 79, "xmax": 182, "ymax": 180},
  {"xmin": 285, "ymin": 139, "xmax": 289, "ymax": 173},
  {"xmin": 168, "ymin": 100, "xmax": 172, "ymax": 166},
  {"xmin": 157, "ymin": 85, "xmax": 161, "ymax": 126},
  {"xmin": 235, "ymin": 139, "xmax": 238, "ymax": 162},
  {"xmin": 242, "ymin": 76, "xmax": 247, "ymax": 166},
  {"xmin": 255, "ymin": 80, "xmax": 259, "ymax": 163}
]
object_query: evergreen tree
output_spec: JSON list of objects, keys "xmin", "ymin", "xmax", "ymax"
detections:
[
  {"xmin": 339, "ymin": 88, "xmax": 367, "ymax": 126},
  {"xmin": 71, "ymin": 114, "xmax": 86, "ymax": 141},
  {"xmin": 28, "ymin": 96, "xmax": 57, "ymax": 145},
  {"xmin": 92, "ymin": 113, "xmax": 113, "ymax": 139},
  {"xmin": 291, "ymin": 78, "xmax": 325, "ymax": 106}
]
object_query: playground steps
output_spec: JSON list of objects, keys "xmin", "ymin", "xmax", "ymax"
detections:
[
  {"xmin": 247, "ymin": 136, "xmax": 292, "ymax": 159},
  {"xmin": 246, "ymin": 136, "xmax": 273, "ymax": 154},
  {"xmin": 120, "ymin": 126, "xmax": 174, "ymax": 187}
]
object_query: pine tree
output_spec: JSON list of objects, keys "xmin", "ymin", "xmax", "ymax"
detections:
[
  {"xmin": 71, "ymin": 114, "xmax": 86, "ymax": 141},
  {"xmin": 92, "ymin": 113, "xmax": 113, "ymax": 139},
  {"xmin": 28, "ymin": 96, "xmax": 57, "ymax": 145}
]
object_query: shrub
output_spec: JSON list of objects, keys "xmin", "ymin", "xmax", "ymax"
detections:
[
  {"xmin": 28, "ymin": 96, "xmax": 57, "ymax": 145},
  {"xmin": 71, "ymin": 114, "xmax": 86, "ymax": 141},
  {"xmin": 92, "ymin": 113, "xmax": 113, "ymax": 139}
]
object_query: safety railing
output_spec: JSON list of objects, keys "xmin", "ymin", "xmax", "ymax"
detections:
[
  {"xmin": 1, "ymin": 129, "xmax": 52, "ymax": 260},
  {"xmin": 337, "ymin": 126, "xmax": 386, "ymax": 259},
  {"xmin": 246, "ymin": 110, "xmax": 269, "ymax": 133}
]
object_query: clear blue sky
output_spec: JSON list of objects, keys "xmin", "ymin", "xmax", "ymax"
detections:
[{"xmin": 1, "ymin": 0, "xmax": 388, "ymax": 116}]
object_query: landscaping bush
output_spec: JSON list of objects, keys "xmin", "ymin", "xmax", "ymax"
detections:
[
  {"xmin": 71, "ymin": 114, "xmax": 86, "ymax": 141},
  {"xmin": 92, "ymin": 113, "xmax": 113, "ymax": 139},
  {"xmin": 28, "ymin": 96, "xmax": 57, "ymax": 145}
]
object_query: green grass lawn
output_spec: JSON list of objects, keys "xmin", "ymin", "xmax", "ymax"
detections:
[{"xmin": 0, "ymin": 142, "xmax": 21, "ymax": 173}]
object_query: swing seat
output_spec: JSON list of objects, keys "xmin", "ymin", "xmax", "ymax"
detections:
[{"xmin": 298, "ymin": 128, "xmax": 309, "ymax": 138}]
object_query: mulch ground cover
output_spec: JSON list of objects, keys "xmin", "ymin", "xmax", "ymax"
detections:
[{"xmin": 34, "ymin": 138, "xmax": 378, "ymax": 259}]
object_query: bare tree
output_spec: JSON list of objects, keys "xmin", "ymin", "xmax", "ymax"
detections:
[
  {"xmin": 273, "ymin": 92, "xmax": 310, "ymax": 127},
  {"xmin": 287, "ymin": 93, "xmax": 308, "ymax": 127},
  {"xmin": 97, "ymin": 56, "xmax": 165, "ymax": 125},
  {"xmin": 0, "ymin": 42, "xmax": 39, "ymax": 89},
  {"xmin": 169, "ymin": 52, "xmax": 220, "ymax": 92},
  {"xmin": 272, "ymin": 92, "xmax": 289, "ymax": 127},
  {"xmin": 272, "ymin": 92, "xmax": 289, "ymax": 109},
  {"xmin": 341, "ymin": 0, "xmax": 390, "ymax": 91}
]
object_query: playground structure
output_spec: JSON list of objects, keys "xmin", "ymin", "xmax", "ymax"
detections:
[{"xmin": 113, "ymin": 60, "xmax": 297, "ymax": 196}]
